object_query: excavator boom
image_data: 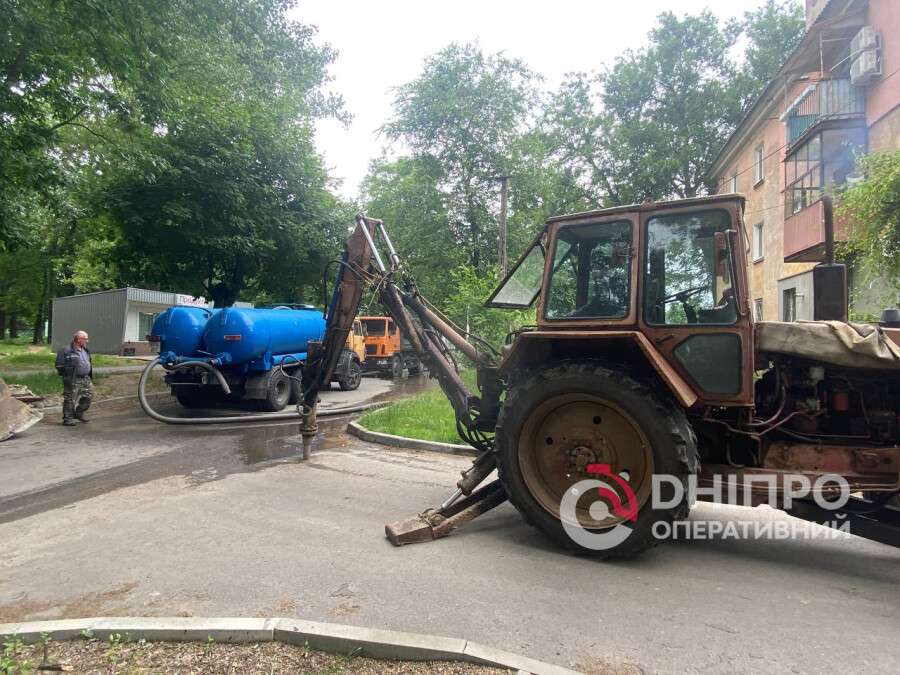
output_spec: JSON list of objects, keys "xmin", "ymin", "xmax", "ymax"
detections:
[{"xmin": 299, "ymin": 215, "xmax": 507, "ymax": 543}]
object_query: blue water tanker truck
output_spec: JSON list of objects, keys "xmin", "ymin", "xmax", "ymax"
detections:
[{"xmin": 149, "ymin": 305, "xmax": 363, "ymax": 410}]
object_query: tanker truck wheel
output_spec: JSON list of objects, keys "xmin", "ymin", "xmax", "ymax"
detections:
[
  {"xmin": 338, "ymin": 358, "xmax": 362, "ymax": 391},
  {"xmin": 258, "ymin": 371, "xmax": 291, "ymax": 412},
  {"xmin": 174, "ymin": 388, "xmax": 208, "ymax": 409},
  {"xmin": 494, "ymin": 362, "xmax": 697, "ymax": 558}
]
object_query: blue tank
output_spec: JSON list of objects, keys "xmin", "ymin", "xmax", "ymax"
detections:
[
  {"xmin": 203, "ymin": 307, "xmax": 325, "ymax": 368},
  {"xmin": 151, "ymin": 306, "xmax": 214, "ymax": 359}
]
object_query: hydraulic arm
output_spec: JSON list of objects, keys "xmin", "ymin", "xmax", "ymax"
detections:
[{"xmin": 300, "ymin": 215, "xmax": 508, "ymax": 543}]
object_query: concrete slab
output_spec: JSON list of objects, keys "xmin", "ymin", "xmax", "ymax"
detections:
[
  {"xmin": 275, "ymin": 618, "xmax": 468, "ymax": 661},
  {"xmin": 89, "ymin": 617, "xmax": 276, "ymax": 643}
]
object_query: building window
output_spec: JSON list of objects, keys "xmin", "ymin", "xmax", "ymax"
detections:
[
  {"xmin": 754, "ymin": 298, "xmax": 763, "ymax": 322},
  {"xmin": 729, "ymin": 172, "xmax": 737, "ymax": 193},
  {"xmin": 784, "ymin": 129, "xmax": 866, "ymax": 219},
  {"xmin": 782, "ymin": 288, "xmax": 797, "ymax": 322},
  {"xmin": 753, "ymin": 222, "xmax": 764, "ymax": 261},
  {"xmin": 139, "ymin": 312, "xmax": 158, "ymax": 340},
  {"xmin": 754, "ymin": 144, "xmax": 764, "ymax": 185},
  {"xmin": 784, "ymin": 133, "xmax": 822, "ymax": 216}
]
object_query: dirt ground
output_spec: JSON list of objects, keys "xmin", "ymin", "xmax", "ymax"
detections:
[{"xmin": 2, "ymin": 639, "xmax": 507, "ymax": 674}]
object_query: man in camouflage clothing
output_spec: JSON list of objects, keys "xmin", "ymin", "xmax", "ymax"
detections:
[{"xmin": 55, "ymin": 330, "xmax": 94, "ymax": 426}]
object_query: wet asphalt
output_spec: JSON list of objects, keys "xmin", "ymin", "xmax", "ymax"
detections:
[{"xmin": 1, "ymin": 375, "xmax": 899, "ymax": 673}]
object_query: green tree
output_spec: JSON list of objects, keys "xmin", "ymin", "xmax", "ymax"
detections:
[
  {"xmin": 361, "ymin": 156, "xmax": 463, "ymax": 306},
  {"xmin": 540, "ymin": 4, "xmax": 805, "ymax": 206},
  {"xmin": 382, "ymin": 43, "xmax": 539, "ymax": 273},
  {"xmin": 600, "ymin": 11, "xmax": 745, "ymax": 201},
  {"xmin": 735, "ymin": 0, "xmax": 806, "ymax": 105},
  {"xmin": 838, "ymin": 151, "xmax": 900, "ymax": 298},
  {"xmin": 1, "ymin": 0, "xmax": 344, "ymax": 318}
]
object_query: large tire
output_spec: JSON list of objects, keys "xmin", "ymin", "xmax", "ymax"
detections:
[
  {"xmin": 390, "ymin": 355, "xmax": 404, "ymax": 379},
  {"xmin": 495, "ymin": 361, "xmax": 697, "ymax": 558},
  {"xmin": 258, "ymin": 370, "xmax": 291, "ymax": 412},
  {"xmin": 174, "ymin": 388, "xmax": 208, "ymax": 409},
  {"xmin": 338, "ymin": 358, "xmax": 362, "ymax": 391}
]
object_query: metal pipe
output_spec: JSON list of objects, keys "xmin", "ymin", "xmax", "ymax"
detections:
[
  {"xmin": 823, "ymin": 194, "xmax": 835, "ymax": 265},
  {"xmin": 138, "ymin": 359, "xmax": 377, "ymax": 426},
  {"xmin": 376, "ymin": 221, "xmax": 402, "ymax": 270},
  {"xmin": 165, "ymin": 359, "xmax": 232, "ymax": 395},
  {"xmin": 356, "ymin": 216, "xmax": 386, "ymax": 274}
]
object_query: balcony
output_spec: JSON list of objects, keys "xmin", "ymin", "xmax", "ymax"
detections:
[
  {"xmin": 782, "ymin": 79, "xmax": 866, "ymax": 148},
  {"xmin": 783, "ymin": 198, "xmax": 849, "ymax": 262}
]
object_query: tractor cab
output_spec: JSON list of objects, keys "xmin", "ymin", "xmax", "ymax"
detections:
[{"xmin": 487, "ymin": 195, "xmax": 754, "ymax": 407}]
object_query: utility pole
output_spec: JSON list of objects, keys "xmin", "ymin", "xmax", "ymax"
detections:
[{"xmin": 498, "ymin": 175, "xmax": 509, "ymax": 276}]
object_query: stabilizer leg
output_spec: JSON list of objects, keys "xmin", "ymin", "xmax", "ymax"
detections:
[{"xmin": 385, "ymin": 480, "xmax": 507, "ymax": 545}]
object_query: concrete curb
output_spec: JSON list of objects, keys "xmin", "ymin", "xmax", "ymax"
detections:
[
  {"xmin": 0, "ymin": 617, "xmax": 580, "ymax": 675},
  {"xmin": 347, "ymin": 420, "xmax": 475, "ymax": 456}
]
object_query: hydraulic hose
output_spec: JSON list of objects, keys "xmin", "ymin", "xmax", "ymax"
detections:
[{"xmin": 138, "ymin": 358, "xmax": 378, "ymax": 425}]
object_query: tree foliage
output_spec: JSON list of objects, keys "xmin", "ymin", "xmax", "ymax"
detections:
[
  {"xmin": 364, "ymin": 6, "xmax": 805, "ymax": 334},
  {"xmin": 382, "ymin": 43, "xmax": 539, "ymax": 273},
  {"xmin": 736, "ymin": 0, "xmax": 806, "ymax": 105},
  {"xmin": 1, "ymin": 0, "xmax": 345, "ymax": 334},
  {"xmin": 838, "ymin": 151, "xmax": 900, "ymax": 298},
  {"xmin": 542, "ymin": 4, "xmax": 804, "ymax": 206}
]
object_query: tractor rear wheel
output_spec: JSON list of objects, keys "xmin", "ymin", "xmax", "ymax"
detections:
[{"xmin": 495, "ymin": 361, "xmax": 697, "ymax": 558}]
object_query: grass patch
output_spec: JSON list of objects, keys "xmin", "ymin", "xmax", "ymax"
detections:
[
  {"xmin": 0, "ymin": 340, "xmax": 144, "ymax": 370},
  {"xmin": 0, "ymin": 371, "xmax": 65, "ymax": 396},
  {"xmin": 359, "ymin": 371, "xmax": 477, "ymax": 444},
  {"xmin": 0, "ymin": 370, "xmax": 167, "ymax": 398}
]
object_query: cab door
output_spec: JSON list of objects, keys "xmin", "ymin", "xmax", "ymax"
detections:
[{"xmin": 637, "ymin": 201, "xmax": 754, "ymax": 406}]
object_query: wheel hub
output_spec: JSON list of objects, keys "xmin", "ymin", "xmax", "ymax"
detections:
[{"xmin": 518, "ymin": 394, "xmax": 654, "ymax": 529}]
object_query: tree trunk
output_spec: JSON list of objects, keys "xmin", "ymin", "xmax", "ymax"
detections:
[
  {"xmin": 32, "ymin": 309, "xmax": 44, "ymax": 343},
  {"xmin": 32, "ymin": 267, "xmax": 49, "ymax": 343},
  {"xmin": 0, "ymin": 309, "xmax": 5, "ymax": 340},
  {"xmin": 9, "ymin": 314, "xmax": 18, "ymax": 339}
]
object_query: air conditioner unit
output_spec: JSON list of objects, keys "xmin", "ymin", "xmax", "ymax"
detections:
[
  {"xmin": 851, "ymin": 25, "xmax": 879, "ymax": 54},
  {"xmin": 851, "ymin": 49, "xmax": 881, "ymax": 85}
]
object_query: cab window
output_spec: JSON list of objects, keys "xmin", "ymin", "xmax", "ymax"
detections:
[
  {"xmin": 644, "ymin": 210, "xmax": 737, "ymax": 325},
  {"xmin": 545, "ymin": 220, "xmax": 632, "ymax": 320},
  {"xmin": 484, "ymin": 237, "xmax": 545, "ymax": 308},
  {"xmin": 363, "ymin": 319, "xmax": 386, "ymax": 336}
]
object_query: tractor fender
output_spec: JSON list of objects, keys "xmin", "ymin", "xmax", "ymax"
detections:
[{"xmin": 498, "ymin": 330, "xmax": 698, "ymax": 409}]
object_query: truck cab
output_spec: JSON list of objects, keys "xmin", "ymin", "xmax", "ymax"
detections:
[{"xmin": 360, "ymin": 316, "xmax": 421, "ymax": 377}]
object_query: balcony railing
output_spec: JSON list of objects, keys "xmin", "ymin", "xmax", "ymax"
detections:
[{"xmin": 784, "ymin": 79, "xmax": 865, "ymax": 147}]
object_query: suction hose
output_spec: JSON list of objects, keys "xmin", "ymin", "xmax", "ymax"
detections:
[{"xmin": 138, "ymin": 358, "xmax": 378, "ymax": 425}]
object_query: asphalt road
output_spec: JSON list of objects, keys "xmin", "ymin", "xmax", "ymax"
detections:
[{"xmin": 1, "ymin": 381, "xmax": 898, "ymax": 674}]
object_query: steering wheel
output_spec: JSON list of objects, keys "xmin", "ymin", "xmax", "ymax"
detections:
[{"xmin": 657, "ymin": 285, "xmax": 707, "ymax": 306}]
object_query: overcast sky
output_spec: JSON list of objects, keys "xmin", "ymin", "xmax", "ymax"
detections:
[{"xmin": 288, "ymin": 1, "xmax": 781, "ymax": 200}]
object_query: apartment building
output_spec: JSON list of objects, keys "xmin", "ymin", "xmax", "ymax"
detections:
[{"xmin": 710, "ymin": 0, "xmax": 899, "ymax": 322}]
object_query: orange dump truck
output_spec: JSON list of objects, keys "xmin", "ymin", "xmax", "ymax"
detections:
[{"xmin": 359, "ymin": 316, "xmax": 422, "ymax": 378}]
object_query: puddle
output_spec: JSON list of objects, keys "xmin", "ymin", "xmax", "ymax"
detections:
[{"xmin": 223, "ymin": 374, "xmax": 433, "ymax": 466}]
